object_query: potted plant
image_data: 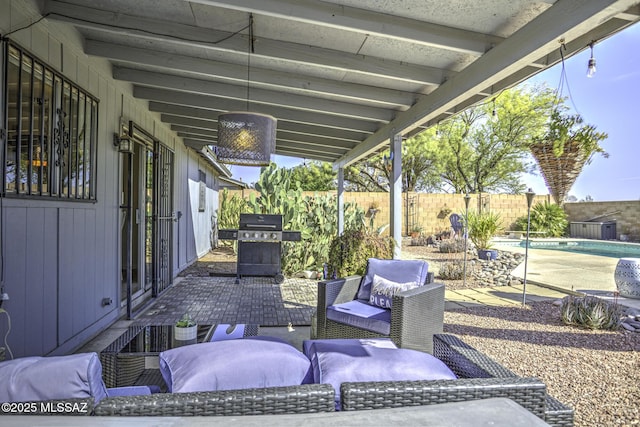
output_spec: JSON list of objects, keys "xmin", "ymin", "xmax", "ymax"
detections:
[
  {"xmin": 410, "ymin": 224, "xmax": 423, "ymax": 238},
  {"xmin": 466, "ymin": 211, "xmax": 502, "ymax": 260},
  {"xmin": 174, "ymin": 313, "xmax": 197, "ymax": 341}
]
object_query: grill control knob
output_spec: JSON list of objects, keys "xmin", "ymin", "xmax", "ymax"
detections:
[
  {"xmin": 253, "ymin": 232, "xmax": 259, "ymax": 238},
  {"xmin": 271, "ymin": 233, "xmax": 278, "ymax": 239},
  {"xmin": 243, "ymin": 232, "xmax": 250, "ymax": 238},
  {"xmin": 262, "ymin": 233, "xmax": 268, "ymax": 239}
]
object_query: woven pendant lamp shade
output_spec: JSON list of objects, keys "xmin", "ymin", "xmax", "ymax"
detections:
[{"xmin": 216, "ymin": 112, "xmax": 277, "ymax": 166}]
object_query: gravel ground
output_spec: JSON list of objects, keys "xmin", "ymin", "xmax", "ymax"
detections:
[{"xmin": 406, "ymin": 243, "xmax": 640, "ymax": 427}]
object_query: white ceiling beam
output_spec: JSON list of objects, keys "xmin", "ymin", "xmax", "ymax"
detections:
[
  {"xmin": 275, "ymin": 147, "xmax": 337, "ymax": 162},
  {"xmin": 188, "ymin": 0, "xmax": 502, "ymax": 55},
  {"xmin": 276, "ymin": 141, "xmax": 347, "ymax": 157},
  {"xmin": 334, "ymin": 0, "xmax": 640, "ymax": 169},
  {"xmin": 136, "ymin": 87, "xmax": 379, "ymax": 133},
  {"xmin": 172, "ymin": 125, "xmax": 217, "ymax": 138},
  {"xmin": 275, "ymin": 132, "xmax": 353, "ymax": 151},
  {"xmin": 162, "ymin": 115, "xmax": 218, "ymax": 131},
  {"xmin": 158, "ymin": 103, "xmax": 365, "ymax": 143},
  {"xmin": 86, "ymin": 41, "xmax": 417, "ymax": 108},
  {"xmin": 45, "ymin": 0, "xmax": 449, "ymax": 85},
  {"xmin": 115, "ymin": 68, "xmax": 394, "ymax": 122},
  {"xmin": 160, "ymin": 114, "xmax": 358, "ymax": 151},
  {"xmin": 177, "ymin": 127, "xmax": 356, "ymax": 156},
  {"xmin": 183, "ymin": 138, "xmax": 211, "ymax": 150},
  {"xmin": 172, "ymin": 131, "xmax": 217, "ymax": 141},
  {"xmin": 181, "ymin": 134, "xmax": 214, "ymax": 144}
]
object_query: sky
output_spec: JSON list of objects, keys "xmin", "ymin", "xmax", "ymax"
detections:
[{"xmin": 228, "ymin": 22, "xmax": 640, "ymax": 202}]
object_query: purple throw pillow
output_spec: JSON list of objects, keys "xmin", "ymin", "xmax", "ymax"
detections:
[{"xmin": 159, "ymin": 339, "xmax": 313, "ymax": 393}]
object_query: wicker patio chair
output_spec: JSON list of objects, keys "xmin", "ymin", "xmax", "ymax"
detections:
[
  {"xmin": 93, "ymin": 384, "xmax": 335, "ymax": 416},
  {"xmin": 316, "ymin": 259, "xmax": 443, "ymax": 354},
  {"xmin": 339, "ymin": 334, "xmax": 574, "ymax": 427}
]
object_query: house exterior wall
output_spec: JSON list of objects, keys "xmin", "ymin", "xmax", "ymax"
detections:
[
  {"xmin": 0, "ymin": 0, "xmax": 221, "ymax": 357},
  {"xmin": 186, "ymin": 150, "xmax": 221, "ymax": 263}
]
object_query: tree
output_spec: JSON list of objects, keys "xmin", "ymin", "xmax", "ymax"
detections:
[
  {"xmin": 437, "ymin": 85, "xmax": 557, "ymax": 194},
  {"xmin": 530, "ymin": 110, "xmax": 608, "ymax": 206},
  {"xmin": 343, "ymin": 129, "xmax": 445, "ymax": 192},
  {"xmin": 289, "ymin": 161, "xmax": 337, "ymax": 191}
]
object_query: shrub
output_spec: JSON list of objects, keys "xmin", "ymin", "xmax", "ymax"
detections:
[
  {"xmin": 438, "ymin": 261, "xmax": 468, "ymax": 280},
  {"xmin": 328, "ymin": 230, "xmax": 395, "ymax": 277},
  {"xmin": 438, "ymin": 239, "xmax": 468, "ymax": 253},
  {"xmin": 514, "ymin": 202, "xmax": 568, "ymax": 237},
  {"xmin": 560, "ymin": 296, "xmax": 621, "ymax": 330},
  {"xmin": 281, "ymin": 193, "xmax": 365, "ymax": 274}
]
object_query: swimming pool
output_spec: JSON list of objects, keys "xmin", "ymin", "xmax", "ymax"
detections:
[{"xmin": 502, "ymin": 239, "xmax": 640, "ymax": 259}]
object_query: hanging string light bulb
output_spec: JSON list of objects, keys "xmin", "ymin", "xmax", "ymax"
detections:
[{"xmin": 587, "ymin": 42, "xmax": 597, "ymax": 78}]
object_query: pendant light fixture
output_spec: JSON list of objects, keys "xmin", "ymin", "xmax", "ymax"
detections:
[
  {"xmin": 586, "ymin": 42, "xmax": 596, "ymax": 78},
  {"xmin": 216, "ymin": 13, "xmax": 277, "ymax": 166}
]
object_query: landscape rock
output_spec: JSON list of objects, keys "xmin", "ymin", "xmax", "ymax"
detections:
[{"xmin": 472, "ymin": 250, "xmax": 524, "ymax": 287}]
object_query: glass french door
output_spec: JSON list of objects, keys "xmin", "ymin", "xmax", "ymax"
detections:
[{"xmin": 120, "ymin": 124, "xmax": 174, "ymax": 317}]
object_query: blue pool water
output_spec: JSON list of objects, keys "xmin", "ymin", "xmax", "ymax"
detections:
[{"xmin": 509, "ymin": 240, "xmax": 640, "ymax": 258}]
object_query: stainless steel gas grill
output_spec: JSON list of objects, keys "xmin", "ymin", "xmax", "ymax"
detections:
[{"xmin": 219, "ymin": 214, "xmax": 301, "ymax": 283}]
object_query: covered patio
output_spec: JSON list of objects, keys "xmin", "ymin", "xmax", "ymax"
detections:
[
  {"xmin": 38, "ymin": 0, "xmax": 640, "ymax": 248},
  {"xmin": 1, "ymin": 2, "xmax": 640, "ymax": 425}
]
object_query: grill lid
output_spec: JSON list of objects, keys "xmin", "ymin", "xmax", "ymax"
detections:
[{"xmin": 239, "ymin": 214, "xmax": 283, "ymax": 231}]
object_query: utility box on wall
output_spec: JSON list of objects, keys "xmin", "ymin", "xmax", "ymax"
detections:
[{"xmin": 570, "ymin": 221, "xmax": 617, "ymax": 240}]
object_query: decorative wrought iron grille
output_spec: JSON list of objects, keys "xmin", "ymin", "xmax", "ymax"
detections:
[{"xmin": 2, "ymin": 41, "xmax": 98, "ymax": 199}]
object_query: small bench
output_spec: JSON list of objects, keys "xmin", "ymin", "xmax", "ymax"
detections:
[{"xmin": 505, "ymin": 230, "xmax": 546, "ymax": 239}]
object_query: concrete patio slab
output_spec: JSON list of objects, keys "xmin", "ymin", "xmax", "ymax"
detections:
[{"xmin": 494, "ymin": 241, "xmax": 640, "ymax": 311}]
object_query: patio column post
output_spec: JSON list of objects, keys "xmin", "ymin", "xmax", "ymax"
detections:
[
  {"xmin": 390, "ymin": 133, "xmax": 402, "ymax": 259},
  {"xmin": 337, "ymin": 167, "xmax": 344, "ymax": 235}
]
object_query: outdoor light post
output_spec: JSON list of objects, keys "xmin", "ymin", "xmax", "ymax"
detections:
[
  {"xmin": 522, "ymin": 189, "xmax": 535, "ymax": 306},
  {"xmin": 462, "ymin": 193, "xmax": 471, "ymax": 288}
]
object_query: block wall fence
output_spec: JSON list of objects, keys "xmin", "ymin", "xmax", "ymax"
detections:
[{"xmin": 222, "ymin": 190, "xmax": 640, "ymax": 241}]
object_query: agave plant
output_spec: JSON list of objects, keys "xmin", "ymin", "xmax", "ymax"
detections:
[{"xmin": 560, "ymin": 296, "xmax": 621, "ymax": 330}]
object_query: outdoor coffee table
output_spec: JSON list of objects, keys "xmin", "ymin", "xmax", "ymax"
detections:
[{"xmin": 100, "ymin": 324, "xmax": 259, "ymax": 388}]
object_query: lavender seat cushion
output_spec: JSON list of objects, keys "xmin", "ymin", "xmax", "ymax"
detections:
[
  {"xmin": 326, "ymin": 300, "xmax": 391, "ymax": 335},
  {"xmin": 159, "ymin": 338, "xmax": 313, "ymax": 393},
  {"xmin": 356, "ymin": 258, "xmax": 429, "ymax": 301},
  {"xmin": 303, "ymin": 339, "xmax": 456, "ymax": 407},
  {"xmin": 0, "ymin": 352, "xmax": 108, "ymax": 403},
  {"xmin": 302, "ymin": 338, "xmax": 397, "ymax": 356}
]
